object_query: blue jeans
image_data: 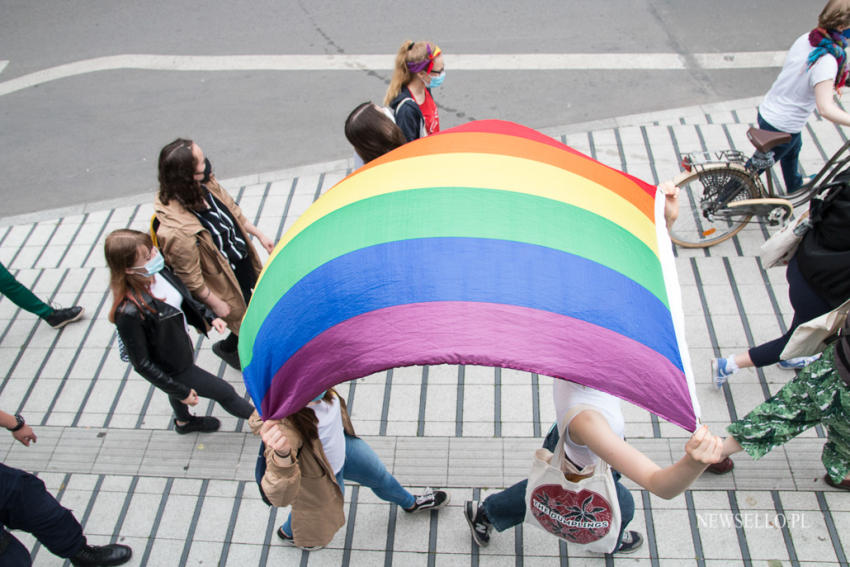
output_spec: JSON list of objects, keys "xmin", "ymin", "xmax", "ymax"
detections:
[
  {"xmin": 0, "ymin": 464, "xmax": 86, "ymax": 565},
  {"xmin": 481, "ymin": 425, "xmax": 635, "ymax": 550},
  {"xmin": 757, "ymin": 112, "xmax": 803, "ymax": 193},
  {"xmin": 281, "ymin": 434, "xmax": 415, "ymax": 537}
]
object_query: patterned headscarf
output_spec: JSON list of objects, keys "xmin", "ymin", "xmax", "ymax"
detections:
[
  {"xmin": 406, "ymin": 43, "xmax": 443, "ymax": 74},
  {"xmin": 808, "ymin": 27, "xmax": 849, "ymax": 90}
]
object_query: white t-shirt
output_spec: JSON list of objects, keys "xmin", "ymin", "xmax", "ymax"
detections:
[
  {"xmin": 311, "ymin": 394, "xmax": 346, "ymax": 474},
  {"xmin": 760, "ymin": 33, "xmax": 839, "ymax": 133},
  {"xmin": 150, "ymin": 273, "xmax": 190, "ymax": 335},
  {"xmin": 553, "ymin": 379, "xmax": 625, "ymax": 469}
]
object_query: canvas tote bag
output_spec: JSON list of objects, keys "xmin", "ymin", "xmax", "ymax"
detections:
[{"xmin": 524, "ymin": 404, "xmax": 621, "ymax": 553}]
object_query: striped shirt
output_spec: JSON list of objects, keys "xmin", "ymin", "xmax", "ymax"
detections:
[{"xmin": 193, "ymin": 190, "xmax": 248, "ymax": 268}]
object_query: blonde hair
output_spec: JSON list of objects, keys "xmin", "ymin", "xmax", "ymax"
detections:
[
  {"xmin": 383, "ymin": 40, "xmax": 439, "ymax": 106},
  {"xmin": 819, "ymin": 0, "xmax": 850, "ymax": 31}
]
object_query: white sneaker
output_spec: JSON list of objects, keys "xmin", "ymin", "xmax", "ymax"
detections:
[{"xmin": 778, "ymin": 353, "xmax": 821, "ymax": 370}]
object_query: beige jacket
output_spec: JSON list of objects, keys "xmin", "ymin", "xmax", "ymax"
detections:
[
  {"xmin": 249, "ymin": 396, "xmax": 357, "ymax": 548},
  {"xmin": 154, "ymin": 178, "xmax": 262, "ymax": 333}
]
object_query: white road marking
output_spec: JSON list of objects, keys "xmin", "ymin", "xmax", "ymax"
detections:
[{"xmin": 0, "ymin": 52, "xmax": 786, "ymax": 97}]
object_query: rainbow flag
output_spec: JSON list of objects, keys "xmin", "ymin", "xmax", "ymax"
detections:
[{"xmin": 239, "ymin": 120, "xmax": 699, "ymax": 430}]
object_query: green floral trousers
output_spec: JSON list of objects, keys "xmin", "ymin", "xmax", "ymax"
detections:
[{"xmin": 727, "ymin": 344, "xmax": 850, "ymax": 484}]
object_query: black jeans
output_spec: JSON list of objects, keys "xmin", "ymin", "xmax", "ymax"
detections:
[
  {"xmin": 0, "ymin": 464, "xmax": 86, "ymax": 566},
  {"xmin": 168, "ymin": 364, "xmax": 254, "ymax": 421},
  {"xmin": 749, "ymin": 256, "xmax": 833, "ymax": 367}
]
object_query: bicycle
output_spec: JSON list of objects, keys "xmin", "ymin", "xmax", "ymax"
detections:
[{"xmin": 668, "ymin": 126, "xmax": 850, "ymax": 248}]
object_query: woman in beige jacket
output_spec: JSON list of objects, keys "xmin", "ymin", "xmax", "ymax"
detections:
[
  {"xmin": 154, "ymin": 139, "xmax": 273, "ymax": 370},
  {"xmin": 252, "ymin": 389, "xmax": 449, "ymax": 550}
]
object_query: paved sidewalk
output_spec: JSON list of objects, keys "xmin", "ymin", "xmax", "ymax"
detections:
[{"xmin": 2, "ymin": 95, "xmax": 850, "ymax": 566}]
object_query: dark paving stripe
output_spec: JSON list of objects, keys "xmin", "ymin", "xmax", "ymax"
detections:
[
  {"xmin": 313, "ymin": 173, "xmax": 326, "ymax": 202},
  {"xmin": 55, "ymin": 213, "xmax": 89, "ymax": 268},
  {"xmin": 80, "ymin": 209, "xmax": 115, "ymax": 268},
  {"xmin": 110, "ymin": 476, "xmax": 139, "ymax": 544},
  {"xmin": 274, "ymin": 178, "xmax": 299, "ymax": 243},
  {"xmin": 456, "ymin": 366, "xmax": 465, "ymax": 437},
  {"xmin": 31, "ymin": 218, "xmax": 63, "ymax": 268},
  {"xmin": 666, "ymin": 125, "xmax": 706, "ymax": 259},
  {"xmin": 587, "ymin": 131, "xmax": 598, "ymax": 161},
  {"xmin": 427, "ymin": 506, "xmax": 438, "ymax": 567},
  {"xmin": 139, "ymin": 477, "xmax": 174, "ymax": 566},
  {"xmin": 684, "ymin": 490, "xmax": 706, "ymax": 567},
  {"xmin": 380, "ymin": 368, "xmax": 393, "ymax": 436},
  {"xmin": 558, "ymin": 539, "xmax": 569, "ymax": 566},
  {"xmin": 641, "ymin": 490, "xmax": 660, "ymax": 567},
  {"xmin": 723, "ymin": 257, "xmax": 771, "ymax": 401},
  {"xmin": 417, "ymin": 366, "xmax": 429, "ymax": 437},
  {"xmin": 771, "ymin": 490, "xmax": 800, "ymax": 567},
  {"xmin": 384, "ymin": 504, "xmax": 398, "ymax": 567},
  {"xmin": 218, "ymin": 481, "xmax": 246, "ymax": 566},
  {"xmin": 756, "ymin": 257, "xmax": 788, "ymax": 335},
  {"xmin": 817, "ymin": 491, "xmax": 849, "ymax": 566},
  {"xmin": 727, "ymin": 490, "xmax": 752, "ymax": 567},
  {"xmin": 258, "ymin": 504, "xmax": 278, "ymax": 567},
  {"xmin": 613, "ymin": 128, "xmax": 627, "ymax": 173},
  {"xmin": 494, "ymin": 367, "xmax": 501, "ymax": 437},
  {"xmin": 252, "ymin": 182, "xmax": 272, "ymax": 226},
  {"xmin": 719, "ymin": 125, "xmax": 747, "ymax": 256},
  {"xmin": 62, "ymin": 475, "xmax": 106, "ymax": 567},
  {"xmin": 691, "ymin": 258, "xmax": 739, "ymax": 422},
  {"xmin": 102, "ymin": 356, "xmax": 135, "ymax": 428},
  {"xmin": 514, "ymin": 521, "xmax": 524, "ymax": 567},
  {"xmin": 531, "ymin": 373, "xmax": 541, "ymax": 438},
  {"xmin": 640, "ymin": 125, "xmax": 660, "ymax": 184},
  {"xmin": 178, "ymin": 479, "xmax": 209, "ymax": 567},
  {"xmin": 471, "ymin": 487, "xmax": 481, "ymax": 567},
  {"xmin": 341, "ymin": 484, "xmax": 360, "ymax": 567}
]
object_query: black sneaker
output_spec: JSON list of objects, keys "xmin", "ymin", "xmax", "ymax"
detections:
[
  {"xmin": 277, "ymin": 525, "xmax": 324, "ymax": 550},
  {"xmin": 464, "ymin": 500, "xmax": 491, "ymax": 547},
  {"xmin": 615, "ymin": 530, "xmax": 643, "ymax": 554},
  {"xmin": 70, "ymin": 543, "xmax": 132, "ymax": 566},
  {"xmin": 212, "ymin": 340, "xmax": 241, "ymax": 370},
  {"xmin": 44, "ymin": 306, "xmax": 84, "ymax": 329},
  {"xmin": 404, "ymin": 488, "xmax": 450, "ymax": 513},
  {"xmin": 174, "ymin": 416, "xmax": 220, "ymax": 434}
]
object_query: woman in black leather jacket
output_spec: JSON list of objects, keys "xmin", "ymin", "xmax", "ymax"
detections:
[{"xmin": 105, "ymin": 229, "xmax": 255, "ymax": 434}]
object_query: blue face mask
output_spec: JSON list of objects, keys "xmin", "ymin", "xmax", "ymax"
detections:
[
  {"xmin": 311, "ymin": 390, "xmax": 327, "ymax": 403},
  {"xmin": 135, "ymin": 251, "xmax": 165, "ymax": 277},
  {"xmin": 428, "ymin": 70, "xmax": 445, "ymax": 88}
]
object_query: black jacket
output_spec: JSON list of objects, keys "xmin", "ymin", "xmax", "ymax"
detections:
[
  {"xmin": 115, "ymin": 267, "xmax": 216, "ymax": 399},
  {"xmin": 796, "ymin": 183, "xmax": 850, "ymax": 308},
  {"xmin": 389, "ymin": 86, "xmax": 427, "ymax": 142}
]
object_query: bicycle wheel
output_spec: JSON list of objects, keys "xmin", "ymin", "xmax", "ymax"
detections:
[{"xmin": 669, "ymin": 165, "xmax": 761, "ymax": 248}]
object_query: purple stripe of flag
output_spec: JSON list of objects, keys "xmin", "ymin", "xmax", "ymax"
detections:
[{"xmin": 262, "ymin": 301, "xmax": 696, "ymax": 430}]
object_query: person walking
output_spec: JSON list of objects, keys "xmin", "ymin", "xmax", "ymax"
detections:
[
  {"xmin": 253, "ymin": 389, "xmax": 450, "ymax": 550},
  {"xmin": 344, "ymin": 101, "xmax": 407, "ymax": 168},
  {"xmin": 383, "ymin": 41, "xmax": 445, "ymax": 142},
  {"xmin": 154, "ymin": 139, "xmax": 274, "ymax": 370},
  {"xmin": 0, "ymin": 261, "xmax": 83, "ymax": 329},
  {"xmin": 105, "ymin": 229, "xmax": 255, "ymax": 434},
  {"xmin": 714, "ymin": 321, "xmax": 850, "ymax": 487},
  {"xmin": 755, "ymin": 0, "xmax": 850, "ymax": 192},
  {"xmin": 464, "ymin": 379, "xmax": 724, "ymax": 554},
  {"xmin": 0, "ymin": 409, "xmax": 132, "ymax": 566}
]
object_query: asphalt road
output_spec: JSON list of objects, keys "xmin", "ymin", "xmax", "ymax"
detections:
[{"xmin": 0, "ymin": 0, "xmax": 814, "ymax": 216}]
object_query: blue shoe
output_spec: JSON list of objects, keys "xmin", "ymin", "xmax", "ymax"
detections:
[
  {"xmin": 711, "ymin": 358, "xmax": 733, "ymax": 389},
  {"xmin": 778, "ymin": 353, "xmax": 821, "ymax": 370}
]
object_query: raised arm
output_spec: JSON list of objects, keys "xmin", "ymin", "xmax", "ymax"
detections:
[{"xmin": 570, "ymin": 410, "xmax": 723, "ymax": 500}]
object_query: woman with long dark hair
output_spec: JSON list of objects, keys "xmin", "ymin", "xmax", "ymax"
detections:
[
  {"xmin": 154, "ymin": 139, "xmax": 274, "ymax": 370},
  {"xmin": 106, "ymin": 229, "xmax": 255, "ymax": 433},
  {"xmin": 252, "ymin": 389, "xmax": 449, "ymax": 550}
]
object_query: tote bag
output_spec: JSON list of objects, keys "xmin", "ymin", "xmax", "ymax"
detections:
[
  {"xmin": 781, "ymin": 297, "xmax": 850, "ymax": 360},
  {"xmin": 524, "ymin": 404, "xmax": 621, "ymax": 554}
]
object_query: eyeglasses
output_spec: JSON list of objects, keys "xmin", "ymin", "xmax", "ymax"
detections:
[{"xmin": 430, "ymin": 67, "xmax": 445, "ymax": 75}]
